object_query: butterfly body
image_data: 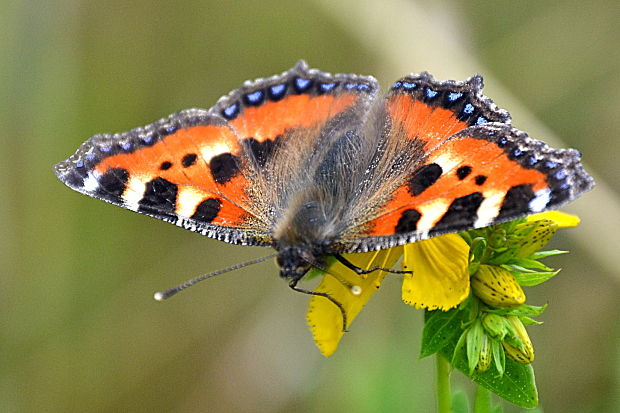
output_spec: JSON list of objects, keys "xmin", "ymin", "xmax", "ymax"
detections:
[{"xmin": 54, "ymin": 61, "xmax": 594, "ymax": 285}]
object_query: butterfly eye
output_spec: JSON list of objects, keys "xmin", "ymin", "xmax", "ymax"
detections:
[
  {"xmin": 299, "ymin": 249, "xmax": 315, "ymax": 264},
  {"xmin": 275, "ymin": 255, "xmax": 284, "ymax": 267}
]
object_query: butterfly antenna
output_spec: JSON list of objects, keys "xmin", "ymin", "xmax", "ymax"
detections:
[{"xmin": 154, "ymin": 253, "xmax": 277, "ymax": 301}]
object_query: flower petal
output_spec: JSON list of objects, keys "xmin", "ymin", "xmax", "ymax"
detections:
[
  {"xmin": 527, "ymin": 211, "xmax": 580, "ymax": 228},
  {"xmin": 307, "ymin": 247, "xmax": 403, "ymax": 357},
  {"xmin": 402, "ymin": 234, "xmax": 470, "ymax": 311}
]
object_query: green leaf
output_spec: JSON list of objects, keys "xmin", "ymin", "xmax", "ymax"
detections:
[
  {"xmin": 419, "ymin": 308, "xmax": 465, "ymax": 358},
  {"xmin": 471, "ymin": 237, "xmax": 487, "ymax": 260},
  {"xmin": 466, "ymin": 320, "xmax": 484, "ymax": 374},
  {"xmin": 487, "ymin": 304, "xmax": 547, "ymax": 318},
  {"xmin": 529, "ymin": 249, "xmax": 567, "ymax": 259},
  {"xmin": 441, "ymin": 337, "xmax": 538, "ymax": 408},
  {"xmin": 489, "ymin": 250, "xmax": 517, "ymax": 265},
  {"xmin": 512, "ymin": 270, "xmax": 560, "ymax": 286},
  {"xmin": 507, "ymin": 258, "xmax": 553, "ymax": 271},
  {"xmin": 520, "ymin": 316, "xmax": 543, "ymax": 326},
  {"xmin": 452, "ymin": 330, "xmax": 469, "ymax": 365},
  {"xmin": 492, "ymin": 339, "xmax": 505, "ymax": 377},
  {"xmin": 502, "ymin": 265, "xmax": 539, "ymax": 274},
  {"xmin": 459, "ymin": 231, "xmax": 473, "ymax": 245}
]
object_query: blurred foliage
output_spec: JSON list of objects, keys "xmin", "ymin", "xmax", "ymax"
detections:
[{"xmin": 1, "ymin": 0, "xmax": 618, "ymax": 412}]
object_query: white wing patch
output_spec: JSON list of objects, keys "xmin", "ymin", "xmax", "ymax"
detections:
[
  {"xmin": 122, "ymin": 176, "xmax": 147, "ymax": 211},
  {"xmin": 529, "ymin": 188, "xmax": 551, "ymax": 213},
  {"xmin": 83, "ymin": 171, "xmax": 101, "ymax": 192},
  {"xmin": 199, "ymin": 142, "xmax": 234, "ymax": 163},
  {"xmin": 474, "ymin": 190, "xmax": 505, "ymax": 228},
  {"xmin": 176, "ymin": 186, "xmax": 208, "ymax": 218},
  {"xmin": 416, "ymin": 198, "xmax": 452, "ymax": 232}
]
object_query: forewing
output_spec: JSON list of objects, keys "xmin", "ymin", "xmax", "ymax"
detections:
[
  {"xmin": 386, "ymin": 73, "xmax": 510, "ymax": 151},
  {"xmin": 333, "ymin": 75, "xmax": 593, "ymax": 252},
  {"xmin": 54, "ymin": 110, "xmax": 272, "ymax": 245}
]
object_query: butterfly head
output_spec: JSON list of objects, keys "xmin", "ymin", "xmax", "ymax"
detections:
[{"xmin": 275, "ymin": 245, "xmax": 319, "ymax": 282}]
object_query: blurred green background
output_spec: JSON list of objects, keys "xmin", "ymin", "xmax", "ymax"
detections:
[{"xmin": 2, "ymin": 1, "xmax": 618, "ymax": 412}]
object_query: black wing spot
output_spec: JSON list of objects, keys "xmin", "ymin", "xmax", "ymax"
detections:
[
  {"xmin": 96, "ymin": 168, "xmax": 130, "ymax": 197},
  {"xmin": 475, "ymin": 175, "xmax": 487, "ymax": 186},
  {"xmin": 210, "ymin": 153, "xmax": 240, "ymax": 184},
  {"xmin": 138, "ymin": 177, "xmax": 178, "ymax": 216},
  {"xmin": 456, "ymin": 165, "xmax": 472, "ymax": 180},
  {"xmin": 160, "ymin": 161, "xmax": 172, "ymax": 170},
  {"xmin": 409, "ymin": 163, "xmax": 443, "ymax": 196},
  {"xmin": 496, "ymin": 184, "xmax": 535, "ymax": 221},
  {"xmin": 395, "ymin": 209, "xmax": 422, "ymax": 233},
  {"xmin": 191, "ymin": 198, "xmax": 221, "ymax": 223},
  {"xmin": 243, "ymin": 136, "xmax": 280, "ymax": 168},
  {"xmin": 431, "ymin": 192, "xmax": 484, "ymax": 233},
  {"xmin": 182, "ymin": 153, "xmax": 197, "ymax": 168}
]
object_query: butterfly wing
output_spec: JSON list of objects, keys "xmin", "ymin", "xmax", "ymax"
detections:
[
  {"xmin": 54, "ymin": 61, "xmax": 378, "ymax": 246},
  {"xmin": 332, "ymin": 74, "xmax": 594, "ymax": 252},
  {"xmin": 54, "ymin": 110, "xmax": 272, "ymax": 245}
]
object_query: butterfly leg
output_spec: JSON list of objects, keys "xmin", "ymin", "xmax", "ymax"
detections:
[
  {"xmin": 289, "ymin": 279, "xmax": 348, "ymax": 332},
  {"xmin": 334, "ymin": 254, "xmax": 412, "ymax": 275}
]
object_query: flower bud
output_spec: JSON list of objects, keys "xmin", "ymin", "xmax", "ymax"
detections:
[
  {"xmin": 503, "ymin": 316, "xmax": 535, "ymax": 364},
  {"xmin": 509, "ymin": 219, "xmax": 558, "ymax": 258},
  {"xmin": 488, "ymin": 228, "xmax": 507, "ymax": 249},
  {"xmin": 471, "ymin": 265, "xmax": 526, "ymax": 308},
  {"xmin": 482, "ymin": 313, "xmax": 509, "ymax": 341},
  {"xmin": 476, "ymin": 335, "xmax": 492, "ymax": 373}
]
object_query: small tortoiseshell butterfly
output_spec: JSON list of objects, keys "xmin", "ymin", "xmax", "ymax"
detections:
[{"xmin": 55, "ymin": 61, "xmax": 594, "ymax": 304}]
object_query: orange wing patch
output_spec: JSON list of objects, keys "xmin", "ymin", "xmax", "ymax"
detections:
[
  {"xmin": 386, "ymin": 74, "xmax": 510, "ymax": 152},
  {"xmin": 387, "ymin": 94, "xmax": 469, "ymax": 150},
  {"xmin": 230, "ymin": 94, "xmax": 357, "ymax": 143},
  {"xmin": 363, "ymin": 132, "xmax": 550, "ymax": 238},
  {"xmin": 93, "ymin": 123, "xmax": 252, "ymax": 227}
]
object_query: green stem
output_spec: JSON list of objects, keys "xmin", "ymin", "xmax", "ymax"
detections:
[
  {"xmin": 436, "ymin": 354, "xmax": 452, "ymax": 413},
  {"xmin": 473, "ymin": 384, "xmax": 492, "ymax": 413}
]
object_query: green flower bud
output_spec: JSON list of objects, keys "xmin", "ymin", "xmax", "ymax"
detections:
[
  {"xmin": 488, "ymin": 228, "xmax": 507, "ymax": 249},
  {"xmin": 471, "ymin": 265, "xmax": 526, "ymax": 308},
  {"xmin": 508, "ymin": 219, "xmax": 558, "ymax": 258},
  {"xmin": 482, "ymin": 313, "xmax": 509, "ymax": 341},
  {"xmin": 503, "ymin": 316, "xmax": 535, "ymax": 364},
  {"xmin": 476, "ymin": 334, "xmax": 492, "ymax": 373}
]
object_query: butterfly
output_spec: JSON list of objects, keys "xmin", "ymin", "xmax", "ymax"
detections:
[{"xmin": 54, "ymin": 60, "xmax": 594, "ymax": 313}]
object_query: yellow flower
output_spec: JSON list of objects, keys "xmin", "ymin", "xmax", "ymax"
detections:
[
  {"xmin": 307, "ymin": 233, "xmax": 470, "ymax": 356},
  {"xmin": 306, "ymin": 211, "xmax": 579, "ymax": 357},
  {"xmin": 401, "ymin": 234, "xmax": 470, "ymax": 311},
  {"xmin": 306, "ymin": 247, "xmax": 403, "ymax": 357},
  {"xmin": 527, "ymin": 211, "xmax": 580, "ymax": 228}
]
